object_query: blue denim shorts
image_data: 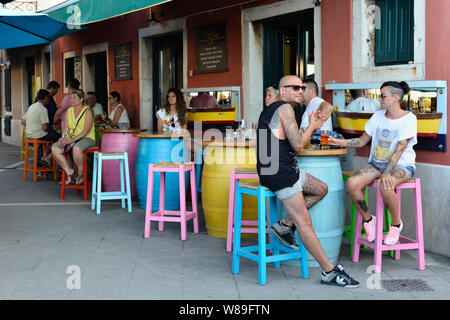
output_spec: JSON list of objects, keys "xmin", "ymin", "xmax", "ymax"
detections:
[
  {"xmin": 396, "ymin": 165, "xmax": 415, "ymax": 178},
  {"xmin": 369, "ymin": 161, "xmax": 415, "ymax": 178}
]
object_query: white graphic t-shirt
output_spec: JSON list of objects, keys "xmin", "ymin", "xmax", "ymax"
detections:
[{"xmin": 365, "ymin": 110, "xmax": 417, "ymax": 170}]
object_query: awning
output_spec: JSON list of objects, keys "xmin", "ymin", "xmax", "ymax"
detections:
[
  {"xmin": 41, "ymin": 0, "xmax": 172, "ymax": 26},
  {"xmin": 0, "ymin": 7, "xmax": 82, "ymax": 50}
]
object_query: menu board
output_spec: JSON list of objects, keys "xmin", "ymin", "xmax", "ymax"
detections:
[
  {"xmin": 196, "ymin": 24, "xmax": 228, "ymax": 74},
  {"xmin": 114, "ymin": 43, "xmax": 132, "ymax": 80}
]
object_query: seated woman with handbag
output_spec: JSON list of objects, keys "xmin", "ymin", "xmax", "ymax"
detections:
[{"xmin": 52, "ymin": 89, "xmax": 96, "ymax": 186}]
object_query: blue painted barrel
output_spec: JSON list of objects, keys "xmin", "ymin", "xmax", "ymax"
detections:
[
  {"xmin": 135, "ymin": 137, "xmax": 188, "ymax": 210},
  {"xmin": 277, "ymin": 155, "xmax": 345, "ymax": 267}
]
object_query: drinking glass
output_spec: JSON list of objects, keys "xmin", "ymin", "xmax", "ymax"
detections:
[{"xmin": 320, "ymin": 132, "xmax": 330, "ymax": 150}]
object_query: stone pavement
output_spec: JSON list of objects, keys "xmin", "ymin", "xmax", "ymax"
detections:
[{"xmin": 0, "ymin": 142, "xmax": 449, "ymax": 300}]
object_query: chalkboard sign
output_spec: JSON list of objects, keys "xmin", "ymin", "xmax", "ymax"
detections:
[
  {"xmin": 114, "ymin": 43, "xmax": 132, "ymax": 80},
  {"xmin": 196, "ymin": 24, "xmax": 228, "ymax": 74}
]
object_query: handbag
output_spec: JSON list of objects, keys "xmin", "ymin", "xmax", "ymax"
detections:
[{"xmin": 64, "ymin": 108, "xmax": 88, "ymax": 154}]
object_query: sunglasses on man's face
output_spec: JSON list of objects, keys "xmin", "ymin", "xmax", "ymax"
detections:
[{"xmin": 283, "ymin": 85, "xmax": 306, "ymax": 92}]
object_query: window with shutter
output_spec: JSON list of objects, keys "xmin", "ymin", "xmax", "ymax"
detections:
[{"xmin": 375, "ymin": 0, "xmax": 414, "ymax": 66}]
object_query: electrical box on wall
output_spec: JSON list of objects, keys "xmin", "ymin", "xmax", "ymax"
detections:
[{"xmin": 4, "ymin": 115, "xmax": 12, "ymax": 137}]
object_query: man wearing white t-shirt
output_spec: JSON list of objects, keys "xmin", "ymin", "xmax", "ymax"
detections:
[
  {"xmin": 346, "ymin": 89, "xmax": 381, "ymax": 113},
  {"xmin": 299, "ymin": 79, "xmax": 333, "ymax": 132},
  {"xmin": 22, "ymin": 89, "xmax": 60, "ymax": 166}
]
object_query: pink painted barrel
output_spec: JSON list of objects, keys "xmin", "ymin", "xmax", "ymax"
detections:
[{"xmin": 100, "ymin": 130, "xmax": 142, "ymax": 196}]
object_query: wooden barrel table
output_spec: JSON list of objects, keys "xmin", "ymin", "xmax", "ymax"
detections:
[
  {"xmin": 99, "ymin": 129, "xmax": 146, "ymax": 196},
  {"xmin": 277, "ymin": 148, "xmax": 348, "ymax": 267},
  {"xmin": 201, "ymin": 141, "xmax": 258, "ymax": 238},
  {"xmin": 134, "ymin": 134, "xmax": 188, "ymax": 210}
]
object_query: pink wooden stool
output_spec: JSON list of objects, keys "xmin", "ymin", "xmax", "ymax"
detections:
[
  {"xmin": 352, "ymin": 178, "xmax": 425, "ymax": 273},
  {"xmin": 226, "ymin": 167, "xmax": 268, "ymax": 252},
  {"xmin": 144, "ymin": 162, "xmax": 199, "ymax": 240}
]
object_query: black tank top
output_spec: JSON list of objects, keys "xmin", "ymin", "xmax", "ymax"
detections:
[{"xmin": 256, "ymin": 101, "xmax": 300, "ymax": 191}]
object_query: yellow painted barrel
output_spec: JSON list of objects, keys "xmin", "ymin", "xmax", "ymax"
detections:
[{"xmin": 202, "ymin": 144, "xmax": 258, "ymax": 238}]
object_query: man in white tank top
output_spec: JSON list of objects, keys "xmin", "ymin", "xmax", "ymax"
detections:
[{"xmin": 299, "ymin": 79, "xmax": 333, "ymax": 132}]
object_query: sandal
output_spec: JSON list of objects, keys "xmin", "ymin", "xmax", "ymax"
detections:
[
  {"xmin": 75, "ymin": 174, "xmax": 84, "ymax": 186},
  {"xmin": 65, "ymin": 171, "xmax": 77, "ymax": 186}
]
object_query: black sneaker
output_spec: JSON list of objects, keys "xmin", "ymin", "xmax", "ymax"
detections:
[
  {"xmin": 321, "ymin": 263, "xmax": 360, "ymax": 289},
  {"xmin": 38, "ymin": 160, "xmax": 51, "ymax": 168},
  {"xmin": 270, "ymin": 221, "xmax": 299, "ymax": 250}
]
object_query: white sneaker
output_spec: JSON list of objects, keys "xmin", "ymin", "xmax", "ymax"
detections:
[
  {"xmin": 384, "ymin": 222, "xmax": 403, "ymax": 246},
  {"xmin": 363, "ymin": 216, "xmax": 376, "ymax": 243}
]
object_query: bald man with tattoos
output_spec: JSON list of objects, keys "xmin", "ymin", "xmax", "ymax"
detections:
[{"xmin": 256, "ymin": 75, "xmax": 360, "ymax": 288}]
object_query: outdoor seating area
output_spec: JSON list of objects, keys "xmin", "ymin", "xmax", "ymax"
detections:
[
  {"xmin": 0, "ymin": 0, "xmax": 449, "ymax": 305},
  {"xmin": 0, "ymin": 142, "xmax": 449, "ymax": 300}
]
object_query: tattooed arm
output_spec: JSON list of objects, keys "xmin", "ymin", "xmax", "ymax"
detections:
[
  {"xmin": 380, "ymin": 138, "xmax": 411, "ymax": 189},
  {"xmin": 278, "ymin": 103, "xmax": 323, "ymax": 151},
  {"xmin": 329, "ymin": 132, "xmax": 372, "ymax": 148},
  {"xmin": 317, "ymin": 101, "xmax": 333, "ymax": 122},
  {"xmin": 380, "ymin": 138, "xmax": 411, "ymax": 190}
]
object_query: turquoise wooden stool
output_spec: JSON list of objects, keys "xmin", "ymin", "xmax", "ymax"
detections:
[
  {"xmin": 91, "ymin": 151, "xmax": 132, "ymax": 214},
  {"xmin": 232, "ymin": 182, "xmax": 309, "ymax": 285},
  {"xmin": 342, "ymin": 171, "xmax": 393, "ymax": 258}
]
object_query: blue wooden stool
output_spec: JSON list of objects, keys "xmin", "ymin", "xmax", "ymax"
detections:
[
  {"xmin": 91, "ymin": 151, "xmax": 132, "ymax": 214},
  {"xmin": 232, "ymin": 182, "xmax": 309, "ymax": 285}
]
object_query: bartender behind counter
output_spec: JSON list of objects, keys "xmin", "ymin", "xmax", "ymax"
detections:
[{"xmin": 189, "ymin": 92, "xmax": 218, "ymax": 109}]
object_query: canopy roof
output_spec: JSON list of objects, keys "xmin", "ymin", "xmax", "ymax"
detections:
[
  {"xmin": 42, "ymin": 0, "xmax": 171, "ymax": 25},
  {"xmin": 0, "ymin": 7, "xmax": 81, "ymax": 50}
]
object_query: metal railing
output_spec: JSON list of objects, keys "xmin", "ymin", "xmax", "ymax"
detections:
[{"xmin": 1, "ymin": 0, "xmax": 37, "ymax": 12}]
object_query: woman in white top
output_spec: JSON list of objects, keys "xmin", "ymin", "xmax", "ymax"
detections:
[
  {"xmin": 156, "ymin": 88, "xmax": 187, "ymax": 134},
  {"xmin": 329, "ymin": 81, "xmax": 417, "ymax": 246},
  {"xmin": 106, "ymin": 91, "xmax": 130, "ymax": 129}
]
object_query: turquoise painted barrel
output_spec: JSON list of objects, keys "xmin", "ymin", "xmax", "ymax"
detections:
[
  {"xmin": 277, "ymin": 155, "xmax": 345, "ymax": 267},
  {"xmin": 135, "ymin": 136, "xmax": 187, "ymax": 210}
]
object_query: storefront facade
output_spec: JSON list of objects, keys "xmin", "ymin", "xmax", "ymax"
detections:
[{"xmin": 1, "ymin": 0, "xmax": 449, "ymax": 256}]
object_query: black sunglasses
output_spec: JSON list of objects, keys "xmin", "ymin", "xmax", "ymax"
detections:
[
  {"xmin": 170, "ymin": 117, "xmax": 175, "ymax": 128},
  {"xmin": 283, "ymin": 85, "xmax": 306, "ymax": 92}
]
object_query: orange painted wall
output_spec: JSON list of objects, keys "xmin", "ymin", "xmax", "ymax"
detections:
[
  {"xmin": 321, "ymin": 0, "xmax": 353, "ymax": 103},
  {"xmin": 186, "ymin": 6, "xmax": 242, "ymax": 89},
  {"xmin": 419, "ymin": 0, "xmax": 450, "ymax": 166},
  {"xmin": 53, "ymin": 11, "xmax": 149, "ymax": 128}
]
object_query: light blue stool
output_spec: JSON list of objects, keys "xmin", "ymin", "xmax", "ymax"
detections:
[
  {"xmin": 91, "ymin": 151, "xmax": 132, "ymax": 214},
  {"xmin": 232, "ymin": 182, "xmax": 309, "ymax": 285}
]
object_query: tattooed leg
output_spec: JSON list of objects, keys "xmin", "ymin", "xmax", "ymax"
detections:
[
  {"xmin": 282, "ymin": 173, "xmax": 328, "ymax": 227},
  {"xmin": 346, "ymin": 164, "xmax": 381, "ymax": 221},
  {"xmin": 380, "ymin": 167, "xmax": 410, "ymax": 226}
]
